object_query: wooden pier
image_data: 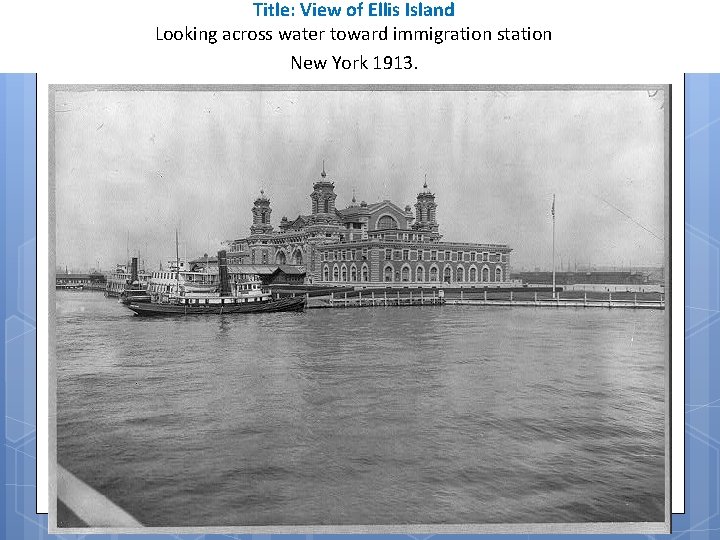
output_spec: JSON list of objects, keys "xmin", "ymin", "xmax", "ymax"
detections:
[
  {"xmin": 305, "ymin": 289, "xmax": 444, "ymax": 309},
  {"xmin": 445, "ymin": 289, "xmax": 665, "ymax": 309},
  {"xmin": 289, "ymin": 287, "xmax": 665, "ymax": 310},
  {"xmin": 446, "ymin": 298, "xmax": 664, "ymax": 309}
]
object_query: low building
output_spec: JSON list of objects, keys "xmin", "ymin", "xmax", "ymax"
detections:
[
  {"xmin": 56, "ymin": 272, "xmax": 107, "ymax": 289},
  {"xmin": 512, "ymin": 271, "xmax": 651, "ymax": 286},
  {"xmin": 186, "ymin": 258, "xmax": 306, "ymax": 287}
]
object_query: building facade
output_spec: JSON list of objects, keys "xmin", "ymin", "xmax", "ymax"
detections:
[{"xmin": 226, "ymin": 168, "xmax": 512, "ymax": 285}]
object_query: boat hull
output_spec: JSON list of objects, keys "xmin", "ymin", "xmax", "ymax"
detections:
[{"xmin": 127, "ymin": 296, "xmax": 306, "ymax": 316}]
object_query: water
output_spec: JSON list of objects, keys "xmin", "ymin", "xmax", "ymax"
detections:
[{"xmin": 55, "ymin": 291, "xmax": 666, "ymax": 526}]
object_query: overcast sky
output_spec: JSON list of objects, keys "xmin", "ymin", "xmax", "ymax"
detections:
[{"xmin": 53, "ymin": 88, "xmax": 666, "ymax": 272}]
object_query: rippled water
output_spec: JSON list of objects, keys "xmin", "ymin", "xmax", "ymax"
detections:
[{"xmin": 55, "ymin": 290, "xmax": 666, "ymax": 526}]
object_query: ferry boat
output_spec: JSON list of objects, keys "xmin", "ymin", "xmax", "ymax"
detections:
[
  {"xmin": 146, "ymin": 261, "xmax": 219, "ymax": 296},
  {"xmin": 106, "ymin": 259, "xmax": 151, "ymax": 298},
  {"xmin": 125, "ymin": 249, "xmax": 305, "ymax": 316}
]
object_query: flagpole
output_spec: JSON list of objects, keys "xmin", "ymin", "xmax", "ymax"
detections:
[
  {"xmin": 552, "ymin": 193, "xmax": 555, "ymax": 300},
  {"xmin": 175, "ymin": 229, "xmax": 180, "ymax": 295}
]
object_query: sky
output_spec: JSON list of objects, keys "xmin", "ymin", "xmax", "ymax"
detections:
[{"xmin": 53, "ymin": 88, "xmax": 667, "ymax": 272}]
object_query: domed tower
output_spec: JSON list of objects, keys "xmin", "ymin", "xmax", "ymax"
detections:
[
  {"xmin": 310, "ymin": 162, "xmax": 338, "ymax": 216},
  {"xmin": 250, "ymin": 189, "xmax": 273, "ymax": 235},
  {"xmin": 413, "ymin": 178, "xmax": 439, "ymax": 233}
]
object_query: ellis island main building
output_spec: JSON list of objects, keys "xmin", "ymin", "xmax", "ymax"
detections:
[{"xmin": 226, "ymin": 168, "xmax": 512, "ymax": 285}]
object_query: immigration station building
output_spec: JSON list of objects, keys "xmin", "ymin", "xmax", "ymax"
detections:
[{"xmin": 226, "ymin": 168, "xmax": 512, "ymax": 285}]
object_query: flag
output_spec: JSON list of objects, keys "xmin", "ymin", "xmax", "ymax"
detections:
[{"xmin": 551, "ymin": 194, "xmax": 555, "ymax": 217}]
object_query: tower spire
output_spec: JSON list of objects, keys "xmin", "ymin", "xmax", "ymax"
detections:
[{"xmin": 250, "ymin": 188, "xmax": 273, "ymax": 234}]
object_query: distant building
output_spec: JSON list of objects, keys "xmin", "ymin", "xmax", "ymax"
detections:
[
  {"xmin": 226, "ymin": 167, "xmax": 512, "ymax": 285},
  {"xmin": 511, "ymin": 271, "xmax": 651, "ymax": 286},
  {"xmin": 56, "ymin": 272, "xmax": 107, "ymax": 290}
]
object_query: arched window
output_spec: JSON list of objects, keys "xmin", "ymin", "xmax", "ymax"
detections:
[
  {"xmin": 416, "ymin": 266, "xmax": 424, "ymax": 282},
  {"xmin": 495, "ymin": 267, "xmax": 503, "ymax": 282},
  {"xmin": 430, "ymin": 266, "xmax": 438, "ymax": 282},
  {"xmin": 323, "ymin": 265, "xmax": 330, "ymax": 281},
  {"xmin": 401, "ymin": 266, "xmax": 410, "ymax": 282},
  {"xmin": 276, "ymin": 251, "xmax": 286, "ymax": 265},
  {"xmin": 350, "ymin": 265, "xmax": 357, "ymax": 281},
  {"xmin": 469, "ymin": 267, "xmax": 477, "ymax": 282},
  {"xmin": 341, "ymin": 266, "xmax": 347, "ymax": 281},
  {"xmin": 333, "ymin": 265, "xmax": 339, "ymax": 281},
  {"xmin": 443, "ymin": 266, "xmax": 452, "ymax": 283},
  {"xmin": 377, "ymin": 215, "xmax": 398, "ymax": 230},
  {"xmin": 482, "ymin": 266, "xmax": 490, "ymax": 282},
  {"xmin": 457, "ymin": 267, "xmax": 464, "ymax": 282},
  {"xmin": 292, "ymin": 249, "xmax": 303, "ymax": 265},
  {"xmin": 384, "ymin": 265, "xmax": 393, "ymax": 282},
  {"xmin": 362, "ymin": 264, "xmax": 369, "ymax": 281},
  {"xmin": 324, "ymin": 198, "xmax": 329, "ymax": 213}
]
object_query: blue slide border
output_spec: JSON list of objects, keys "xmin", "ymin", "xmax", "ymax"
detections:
[{"xmin": 0, "ymin": 73, "xmax": 717, "ymax": 538}]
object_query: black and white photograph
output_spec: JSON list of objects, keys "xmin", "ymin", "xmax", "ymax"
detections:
[{"xmin": 50, "ymin": 85, "xmax": 670, "ymax": 533}]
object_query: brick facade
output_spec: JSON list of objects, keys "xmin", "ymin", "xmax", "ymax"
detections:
[{"xmin": 226, "ymin": 170, "xmax": 512, "ymax": 285}]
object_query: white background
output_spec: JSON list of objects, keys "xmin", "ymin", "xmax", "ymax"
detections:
[{"xmin": 0, "ymin": 0, "xmax": 695, "ymax": 516}]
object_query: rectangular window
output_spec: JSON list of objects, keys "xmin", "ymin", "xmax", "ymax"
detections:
[
  {"xmin": 418, "ymin": 250, "xmax": 423, "ymax": 261},
  {"xmin": 458, "ymin": 251, "xmax": 464, "ymax": 262},
  {"xmin": 403, "ymin": 249, "xmax": 409, "ymax": 260},
  {"xmin": 403, "ymin": 233, "xmax": 409, "ymax": 241},
  {"xmin": 431, "ymin": 250, "xmax": 437, "ymax": 261},
  {"xmin": 261, "ymin": 250, "xmax": 268, "ymax": 264},
  {"xmin": 483, "ymin": 252, "xmax": 488, "ymax": 261},
  {"xmin": 385, "ymin": 249, "xmax": 392, "ymax": 260},
  {"xmin": 351, "ymin": 250, "xmax": 356, "ymax": 260},
  {"xmin": 445, "ymin": 251, "xmax": 451, "ymax": 261},
  {"xmin": 341, "ymin": 250, "xmax": 346, "ymax": 261}
]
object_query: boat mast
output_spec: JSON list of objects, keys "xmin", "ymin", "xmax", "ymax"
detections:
[
  {"xmin": 552, "ymin": 194, "xmax": 556, "ymax": 299},
  {"xmin": 175, "ymin": 229, "xmax": 180, "ymax": 294}
]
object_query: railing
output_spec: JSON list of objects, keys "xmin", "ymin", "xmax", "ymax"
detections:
[
  {"xmin": 57, "ymin": 465, "xmax": 141, "ymax": 527},
  {"xmin": 445, "ymin": 289, "xmax": 665, "ymax": 309}
]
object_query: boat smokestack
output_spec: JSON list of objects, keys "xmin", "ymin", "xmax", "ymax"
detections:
[
  {"xmin": 130, "ymin": 257, "xmax": 139, "ymax": 284},
  {"xmin": 218, "ymin": 250, "xmax": 231, "ymax": 296}
]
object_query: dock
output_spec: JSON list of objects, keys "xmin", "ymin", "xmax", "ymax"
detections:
[
  {"xmin": 446, "ymin": 298, "xmax": 664, "ymax": 309},
  {"xmin": 277, "ymin": 286, "xmax": 665, "ymax": 310},
  {"xmin": 307, "ymin": 289, "xmax": 445, "ymax": 309}
]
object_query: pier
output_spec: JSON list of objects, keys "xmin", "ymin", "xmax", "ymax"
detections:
[
  {"xmin": 274, "ymin": 286, "xmax": 665, "ymax": 310},
  {"xmin": 307, "ymin": 288, "xmax": 445, "ymax": 309},
  {"xmin": 445, "ymin": 288, "xmax": 665, "ymax": 309}
]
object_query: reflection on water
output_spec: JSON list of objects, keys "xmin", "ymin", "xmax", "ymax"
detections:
[{"xmin": 56, "ymin": 291, "xmax": 665, "ymax": 526}]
